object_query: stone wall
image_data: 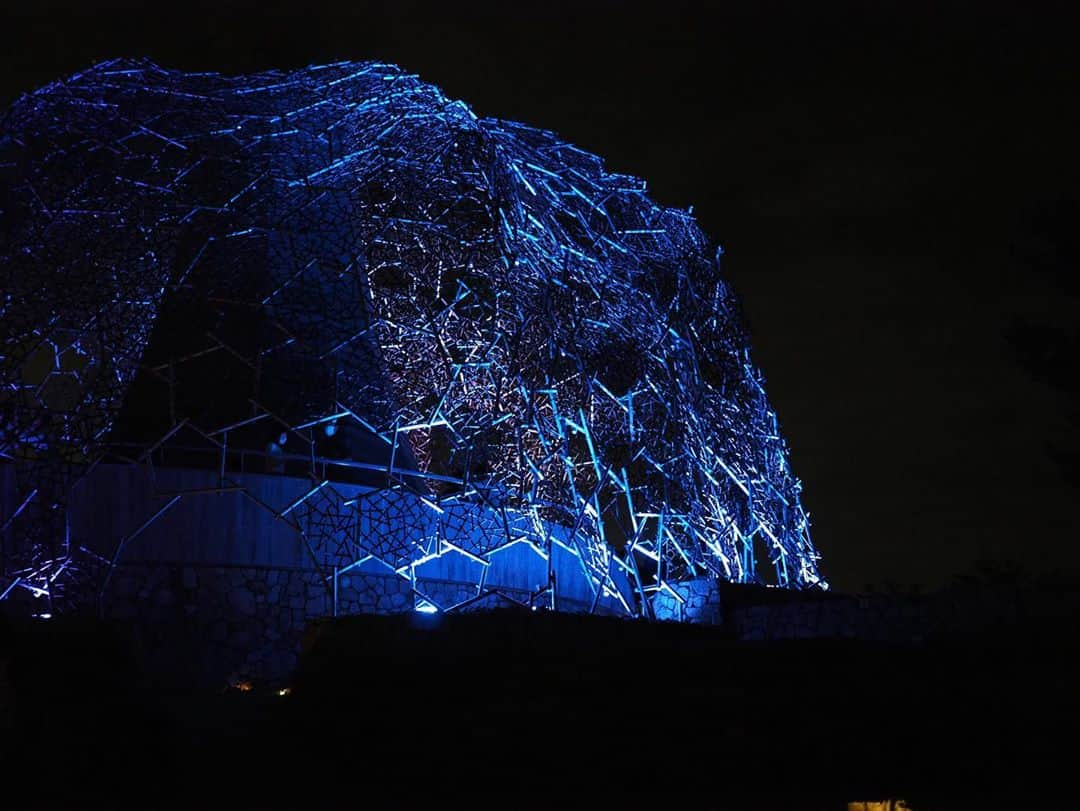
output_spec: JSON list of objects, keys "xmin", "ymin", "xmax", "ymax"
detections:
[
  {"xmin": 100, "ymin": 561, "xmax": 599, "ymax": 686},
  {"xmin": 99, "ymin": 563, "xmax": 1080, "ymax": 688},
  {"xmin": 728, "ymin": 582, "xmax": 1080, "ymax": 643},
  {"xmin": 651, "ymin": 576, "xmax": 723, "ymax": 624},
  {"xmin": 102, "ymin": 562, "xmax": 422, "ymax": 686}
]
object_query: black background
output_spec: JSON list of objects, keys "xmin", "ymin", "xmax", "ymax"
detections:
[{"xmin": 5, "ymin": 0, "xmax": 1079, "ymax": 592}]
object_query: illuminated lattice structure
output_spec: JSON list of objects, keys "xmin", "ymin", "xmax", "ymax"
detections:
[{"xmin": 1, "ymin": 59, "xmax": 825, "ymax": 625}]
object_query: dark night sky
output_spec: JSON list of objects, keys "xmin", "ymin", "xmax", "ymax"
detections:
[{"xmin": 5, "ymin": 1, "xmax": 1079, "ymax": 591}]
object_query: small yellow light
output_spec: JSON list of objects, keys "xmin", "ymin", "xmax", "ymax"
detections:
[{"xmin": 277, "ymin": 687, "xmax": 291, "ymax": 697}]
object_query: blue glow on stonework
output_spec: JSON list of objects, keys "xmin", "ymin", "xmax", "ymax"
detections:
[{"xmin": 0, "ymin": 58, "xmax": 826, "ymax": 620}]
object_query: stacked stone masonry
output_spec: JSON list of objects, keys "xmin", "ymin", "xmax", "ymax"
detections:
[{"xmin": 98, "ymin": 563, "xmax": 1078, "ymax": 688}]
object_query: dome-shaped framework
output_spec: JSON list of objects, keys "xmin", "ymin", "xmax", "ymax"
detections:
[{"xmin": 0, "ymin": 59, "xmax": 825, "ymax": 620}]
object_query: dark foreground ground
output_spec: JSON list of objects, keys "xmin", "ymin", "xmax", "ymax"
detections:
[{"xmin": 2, "ymin": 607, "xmax": 1077, "ymax": 810}]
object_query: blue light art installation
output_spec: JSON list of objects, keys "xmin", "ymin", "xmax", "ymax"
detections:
[{"xmin": 0, "ymin": 59, "xmax": 825, "ymax": 622}]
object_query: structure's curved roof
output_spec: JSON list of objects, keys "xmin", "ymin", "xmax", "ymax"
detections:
[{"xmin": 0, "ymin": 59, "xmax": 824, "ymax": 613}]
